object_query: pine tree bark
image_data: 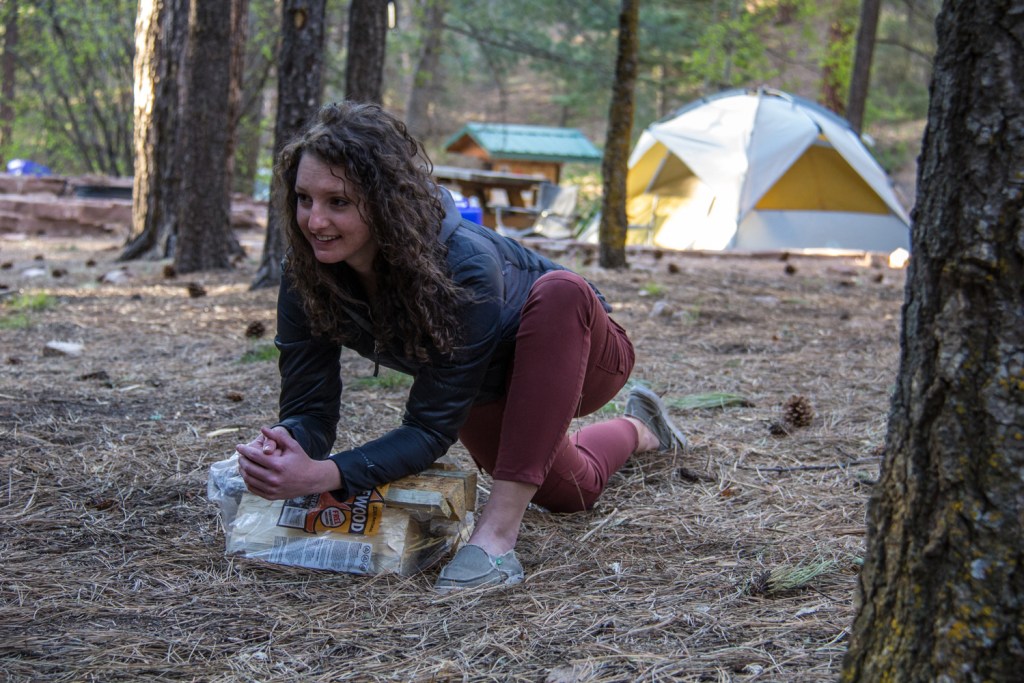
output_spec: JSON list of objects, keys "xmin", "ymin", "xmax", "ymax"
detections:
[
  {"xmin": 405, "ymin": 0, "xmax": 449, "ymax": 140},
  {"xmin": 251, "ymin": 0, "xmax": 327, "ymax": 290},
  {"xmin": 598, "ymin": 0, "xmax": 639, "ymax": 270},
  {"xmin": 846, "ymin": 0, "xmax": 881, "ymax": 134},
  {"xmin": 174, "ymin": 0, "xmax": 237, "ymax": 273},
  {"xmin": 0, "ymin": 0, "xmax": 18, "ymax": 166},
  {"xmin": 226, "ymin": 0, "xmax": 251, "ymax": 188},
  {"xmin": 232, "ymin": 5, "xmax": 274, "ymax": 196},
  {"xmin": 122, "ymin": 0, "xmax": 188, "ymax": 262},
  {"xmin": 842, "ymin": 2, "xmax": 1024, "ymax": 680},
  {"xmin": 345, "ymin": 0, "xmax": 388, "ymax": 104},
  {"xmin": 819, "ymin": 11, "xmax": 851, "ymax": 115}
]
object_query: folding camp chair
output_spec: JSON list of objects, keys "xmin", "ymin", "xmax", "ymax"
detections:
[{"xmin": 495, "ymin": 182, "xmax": 580, "ymax": 240}]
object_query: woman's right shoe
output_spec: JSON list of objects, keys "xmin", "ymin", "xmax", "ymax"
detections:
[
  {"xmin": 434, "ymin": 544, "xmax": 524, "ymax": 593},
  {"xmin": 624, "ymin": 385, "xmax": 688, "ymax": 452}
]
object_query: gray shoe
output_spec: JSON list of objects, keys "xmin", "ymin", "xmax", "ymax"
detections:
[
  {"xmin": 434, "ymin": 544, "xmax": 524, "ymax": 592},
  {"xmin": 624, "ymin": 385, "xmax": 688, "ymax": 452}
]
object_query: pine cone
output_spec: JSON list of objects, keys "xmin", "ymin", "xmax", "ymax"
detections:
[
  {"xmin": 748, "ymin": 569, "xmax": 771, "ymax": 595},
  {"xmin": 783, "ymin": 395, "xmax": 814, "ymax": 428},
  {"xmin": 186, "ymin": 282, "xmax": 207, "ymax": 298},
  {"xmin": 245, "ymin": 320, "xmax": 266, "ymax": 338}
]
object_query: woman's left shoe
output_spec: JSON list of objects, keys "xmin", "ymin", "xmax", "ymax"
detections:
[
  {"xmin": 434, "ymin": 544, "xmax": 524, "ymax": 592},
  {"xmin": 624, "ymin": 385, "xmax": 688, "ymax": 452}
]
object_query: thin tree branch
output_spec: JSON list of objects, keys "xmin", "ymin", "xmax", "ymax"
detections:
[{"xmin": 733, "ymin": 458, "xmax": 881, "ymax": 473}]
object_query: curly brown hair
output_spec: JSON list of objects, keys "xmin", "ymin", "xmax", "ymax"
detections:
[{"xmin": 274, "ymin": 101, "xmax": 464, "ymax": 361}]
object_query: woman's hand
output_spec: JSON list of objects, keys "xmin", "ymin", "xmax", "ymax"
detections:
[{"xmin": 235, "ymin": 426, "xmax": 342, "ymax": 500}]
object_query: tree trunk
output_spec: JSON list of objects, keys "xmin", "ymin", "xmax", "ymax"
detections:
[
  {"xmin": 598, "ymin": 0, "xmax": 639, "ymax": 270},
  {"xmin": 821, "ymin": 7, "xmax": 855, "ymax": 116},
  {"xmin": 122, "ymin": 0, "xmax": 189, "ymax": 262},
  {"xmin": 0, "ymin": 0, "xmax": 17, "ymax": 167},
  {"xmin": 842, "ymin": 2, "xmax": 1024, "ymax": 681},
  {"xmin": 846, "ymin": 0, "xmax": 881, "ymax": 134},
  {"xmin": 250, "ymin": 0, "xmax": 327, "ymax": 290},
  {"xmin": 718, "ymin": 0, "xmax": 742, "ymax": 88},
  {"xmin": 405, "ymin": 0, "xmax": 449, "ymax": 140},
  {"xmin": 231, "ymin": 7, "xmax": 270, "ymax": 197},
  {"xmin": 231, "ymin": 3, "xmax": 277, "ymax": 196},
  {"xmin": 226, "ymin": 0, "xmax": 251, "ymax": 189},
  {"xmin": 173, "ymin": 0, "xmax": 237, "ymax": 273},
  {"xmin": 232, "ymin": 89, "xmax": 267, "ymax": 196},
  {"xmin": 345, "ymin": 0, "xmax": 388, "ymax": 104}
]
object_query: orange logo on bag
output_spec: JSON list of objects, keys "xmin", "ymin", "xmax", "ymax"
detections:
[
  {"xmin": 318, "ymin": 506, "xmax": 345, "ymax": 529},
  {"xmin": 279, "ymin": 486, "xmax": 389, "ymax": 536}
]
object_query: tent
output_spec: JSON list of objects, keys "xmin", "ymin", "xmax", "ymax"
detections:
[{"xmin": 623, "ymin": 88, "xmax": 911, "ymax": 253}]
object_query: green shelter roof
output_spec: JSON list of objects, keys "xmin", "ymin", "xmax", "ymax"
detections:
[{"xmin": 444, "ymin": 123, "xmax": 602, "ymax": 163}]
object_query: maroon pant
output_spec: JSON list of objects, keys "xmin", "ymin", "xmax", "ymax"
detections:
[{"xmin": 458, "ymin": 271, "xmax": 638, "ymax": 512}]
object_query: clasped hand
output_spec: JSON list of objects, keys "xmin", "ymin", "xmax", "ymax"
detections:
[{"xmin": 236, "ymin": 426, "xmax": 340, "ymax": 500}]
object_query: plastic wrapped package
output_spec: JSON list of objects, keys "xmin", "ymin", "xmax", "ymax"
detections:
[{"xmin": 207, "ymin": 455, "xmax": 475, "ymax": 576}]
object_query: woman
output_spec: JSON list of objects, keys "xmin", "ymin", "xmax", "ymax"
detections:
[{"xmin": 236, "ymin": 101, "xmax": 686, "ymax": 591}]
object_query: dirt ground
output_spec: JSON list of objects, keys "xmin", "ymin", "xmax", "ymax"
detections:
[{"xmin": 0, "ymin": 226, "xmax": 906, "ymax": 682}]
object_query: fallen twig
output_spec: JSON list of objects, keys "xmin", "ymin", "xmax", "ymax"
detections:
[{"xmin": 734, "ymin": 457, "xmax": 880, "ymax": 472}]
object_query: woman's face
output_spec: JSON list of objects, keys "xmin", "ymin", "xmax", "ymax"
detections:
[{"xmin": 294, "ymin": 154, "xmax": 378, "ymax": 274}]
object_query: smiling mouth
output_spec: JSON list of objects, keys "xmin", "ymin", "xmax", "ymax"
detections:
[{"xmin": 312, "ymin": 235, "xmax": 339, "ymax": 242}]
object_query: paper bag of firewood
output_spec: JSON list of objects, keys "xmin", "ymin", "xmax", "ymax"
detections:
[{"xmin": 207, "ymin": 455, "xmax": 476, "ymax": 576}]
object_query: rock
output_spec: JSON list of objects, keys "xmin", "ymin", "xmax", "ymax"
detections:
[
  {"xmin": 649, "ymin": 300, "xmax": 676, "ymax": 319},
  {"xmin": 44, "ymin": 341, "xmax": 84, "ymax": 357},
  {"xmin": 99, "ymin": 268, "xmax": 131, "ymax": 284}
]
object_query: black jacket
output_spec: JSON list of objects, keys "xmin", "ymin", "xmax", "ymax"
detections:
[{"xmin": 274, "ymin": 189, "xmax": 609, "ymax": 498}]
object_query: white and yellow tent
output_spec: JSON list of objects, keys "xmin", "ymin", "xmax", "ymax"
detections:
[{"xmin": 624, "ymin": 88, "xmax": 911, "ymax": 253}]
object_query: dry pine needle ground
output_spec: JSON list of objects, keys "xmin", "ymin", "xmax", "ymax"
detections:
[{"xmin": 0, "ymin": 231, "xmax": 904, "ymax": 682}]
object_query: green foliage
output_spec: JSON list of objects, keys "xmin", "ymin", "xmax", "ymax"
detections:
[
  {"xmin": 639, "ymin": 282, "xmax": 665, "ymax": 298},
  {"xmin": 6, "ymin": 1, "xmax": 135, "ymax": 175},
  {"xmin": 0, "ymin": 291, "xmax": 57, "ymax": 329},
  {"xmin": 240, "ymin": 342, "xmax": 280, "ymax": 364},
  {"xmin": 0, "ymin": 313, "xmax": 31, "ymax": 330},
  {"xmin": 691, "ymin": 5, "xmax": 778, "ymax": 90},
  {"xmin": 748, "ymin": 557, "xmax": 839, "ymax": 595},
  {"xmin": 686, "ymin": 1, "xmax": 816, "ymax": 95},
  {"xmin": 438, "ymin": 0, "xmax": 619, "ymax": 128},
  {"xmin": 437, "ymin": 0, "xmax": 823, "ymax": 137},
  {"xmin": 818, "ymin": 0, "xmax": 860, "ymax": 108},
  {"xmin": 562, "ymin": 166, "xmax": 603, "ymax": 234},
  {"xmin": 870, "ymin": 135, "xmax": 912, "ymax": 175},
  {"xmin": 0, "ymin": 0, "xmax": 939, "ymax": 196},
  {"xmin": 634, "ymin": 2, "xmax": 701, "ymax": 122},
  {"xmin": 5, "ymin": 291, "xmax": 57, "ymax": 312},
  {"xmin": 351, "ymin": 369, "xmax": 414, "ymax": 391},
  {"xmin": 232, "ymin": 0, "xmax": 281, "ymax": 196},
  {"xmin": 863, "ymin": 0, "xmax": 940, "ymax": 125}
]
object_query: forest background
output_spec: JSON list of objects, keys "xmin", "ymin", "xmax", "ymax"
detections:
[
  {"xmin": 3, "ymin": 3, "xmax": 1022, "ymax": 681},
  {"xmin": 0, "ymin": 0, "xmax": 938, "ymax": 216}
]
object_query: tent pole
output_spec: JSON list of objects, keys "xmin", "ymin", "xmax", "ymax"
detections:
[{"xmin": 644, "ymin": 152, "xmax": 670, "ymax": 195}]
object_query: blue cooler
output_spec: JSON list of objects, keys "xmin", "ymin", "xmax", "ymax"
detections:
[{"xmin": 454, "ymin": 196, "xmax": 484, "ymax": 225}]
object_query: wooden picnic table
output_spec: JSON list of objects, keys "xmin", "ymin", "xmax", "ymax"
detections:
[{"xmin": 432, "ymin": 164, "xmax": 543, "ymax": 229}]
